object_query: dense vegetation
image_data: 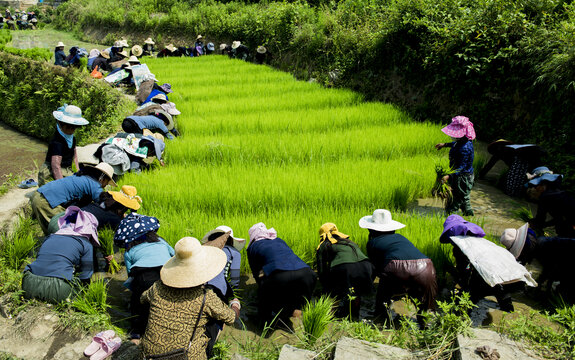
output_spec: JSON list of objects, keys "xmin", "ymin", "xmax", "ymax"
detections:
[
  {"xmin": 0, "ymin": 48, "xmax": 134, "ymax": 145},
  {"xmin": 52, "ymin": 0, "xmax": 575, "ymax": 187}
]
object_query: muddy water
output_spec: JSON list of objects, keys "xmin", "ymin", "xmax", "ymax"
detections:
[{"xmin": 0, "ymin": 122, "xmax": 46, "ymax": 183}]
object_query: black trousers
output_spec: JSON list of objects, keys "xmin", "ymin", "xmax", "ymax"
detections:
[
  {"xmin": 122, "ymin": 118, "xmax": 143, "ymax": 134},
  {"xmin": 258, "ymin": 267, "xmax": 317, "ymax": 323},
  {"xmin": 130, "ymin": 266, "xmax": 162, "ymax": 336}
]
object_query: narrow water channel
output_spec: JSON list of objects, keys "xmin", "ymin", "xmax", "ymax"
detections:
[{"xmin": 0, "ymin": 122, "xmax": 46, "ymax": 182}]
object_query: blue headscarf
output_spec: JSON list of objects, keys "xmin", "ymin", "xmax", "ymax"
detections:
[
  {"xmin": 56, "ymin": 123, "xmax": 74, "ymax": 149},
  {"xmin": 114, "ymin": 213, "xmax": 160, "ymax": 248}
]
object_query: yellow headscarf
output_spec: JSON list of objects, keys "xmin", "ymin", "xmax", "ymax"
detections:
[{"xmin": 318, "ymin": 222, "xmax": 349, "ymax": 250}]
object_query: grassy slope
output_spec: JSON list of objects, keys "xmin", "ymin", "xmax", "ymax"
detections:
[{"xmin": 120, "ymin": 56, "xmax": 453, "ymax": 274}]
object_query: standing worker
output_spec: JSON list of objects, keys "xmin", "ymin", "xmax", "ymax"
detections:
[{"xmin": 435, "ymin": 116, "xmax": 476, "ymax": 216}]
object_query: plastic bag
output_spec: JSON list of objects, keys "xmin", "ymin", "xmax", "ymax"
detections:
[{"xmin": 90, "ymin": 65, "xmax": 103, "ymax": 79}]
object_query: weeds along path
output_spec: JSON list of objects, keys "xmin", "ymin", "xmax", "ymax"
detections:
[{"xmin": 122, "ymin": 56, "xmax": 450, "ymax": 273}]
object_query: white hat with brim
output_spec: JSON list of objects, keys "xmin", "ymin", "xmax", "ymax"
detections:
[
  {"xmin": 53, "ymin": 105, "xmax": 89, "ymax": 126},
  {"xmin": 359, "ymin": 209, "xmax": 405, "ymax": 232},
  {"xmin": 161, "ymin": 237, "xmax": 227, "ymax": 288},
  {"xmin": 144, "ymin": 38, "xmax": 155, "ymax": 45},
  {"xmin": 100, "ymin": 50, "xmax": 110, "ymax": 59},
  {"xmin": 57, "ymin": 41, "xmax": 65, "ymax": 47},
  {"xmin": 131, "ymin": 45, "xmax": 143, "ymax": 57},
  {"xmin": 500, "ymin": 223, "xmax": 529, "ymax": 259},
  {"xmin": 83, "ymin": 162, "xmax": 117, "ymax": 188},
  {"xmin": 256, "ymin": 46, "xmax": 266, "ymax": 54},
  {"xmin": 232, "ymin": 41, "xmax": 241, "ymax": 49},
  {"xmin": 219, "ymin": 43, "xmax": 227, "ymax": 50},
  {"xmin": 128, "ymin": 55, "xmax": 140, "ymax": 64},
  {"xmin": 166, "ymin": 44, "xmax": 177, "ymax": 52},
  {"xmin": 154, "ymin": 109, "xmax": 174, "ymax": 130},
  {"xmin": 201, "ymin": 225, "xmax": 247, "ymax": 252},
  {"xmin": 76, "ymin": 144, "xmax": 100, "ymax": 166}
]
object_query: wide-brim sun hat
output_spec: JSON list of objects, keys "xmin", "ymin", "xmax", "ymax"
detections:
[
  {"xmin": 207, "ymin": 43, "xmax": 215, "ymax": 51},
  {"xmin": 528, "ymin": 173, "xmax": 562, "ymax": 186},
  {"xmin": 131, "ymin": 45, "xmax": 143, "ymax": 57},
  {"xmin": 500, "ymin": 223, "xmax": 529, "ymax": 259},
  {"xmin": 100, "ymin": 50, "xmax": 110, "ymax": 59},
  {"xmin": 359, "ymin": 209, "xmax": 405, "ymax": 232},
  {"xmin": 89, "ymin": 49, "xmax": 100, "ymax": 58},
  {"xmin": 159, "ymin": 83, "xmax": 173, "ymax": 93},
  {"xmin": 166, "ymin": 44, "xmax": 177, "ymax": 52},
  {"xmin": 84, "ymin": 162, "xmax": 117, "ymax": 188},
  {"xmin": 219, "ymin": 43, "xmax": 227, "ymax": 50},
  {"xmin": 201, "ymin": 225, "xmax": 247, "ymax": 251},
  {"xmin": 154, "ymin": 109, "xmax": 174, "ymax": 130},
  {"xmin": 120, "ymin": 39, "xmax": 129, "ymax": 47},
  {"xmin": 144, "ymin": 38, "xmax": 155, "ymax": 45},
  {"xmin": 53, "ymin": 104, "xmax": 89, "ymax": 126},
  {"xmin": 113, "ymin": 40, "xmax": 123, "ymax": 48},
  {"xmin": 160, "ymin": 102, "xmax": 181, "ymax": 116},
  {"xmin": 56, "ymin": 41, "xmax": 65, "ymax": 47},
  {"xmin": 76, "ymin": 144, "xmax": 100, "ymax": 166},
  {"xmin": 128, "ymin": 55, "xmax": 140, "ymax": 64},
  {"xmin": 256, "ymin": 46, "xmax": 266, "ymax": 54},
  {"xmin": 232, "ymin": 41, "xmax": 241, "ymax": 49},
  {"xmin": 196, "ymin": 34, "xmax": 203, "ymax": 40},
  {"xmin": 161, "ymin": 237, "xmax": 227, "ymax": 288},
  {"xmin": 441, "ymin": 115, "xmax": 476, "ymax": 140},
  {"xmin": 118, "ymin": 50, "xmax": 128, "ymax": 57},
  {"xmin": 151, "ymin": 93, "xmax": 168, "ymax": 104},
  {"xmin": 108, "ymin": 185, "xmax": 142, "ymax": 210}
]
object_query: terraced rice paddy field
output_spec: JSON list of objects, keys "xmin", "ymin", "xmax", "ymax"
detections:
[{"xmin": 121, "ymin": 56, "xmax": 454, "ymax": 274}]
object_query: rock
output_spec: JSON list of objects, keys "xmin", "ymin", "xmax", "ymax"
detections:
[
  {"xmin": 456, "ymin": 328, "xmax": 539, "ymax": 360},
  {"xmin": 230, "ymin": 354, "xmax": 251, "ymax": 360},
  {"xmin": 278, "ymin": 344, "xmax": 317, "ymax": 360},
  {"xmin": 333, "ymin": 336, "xmax": 414, "ymax": 360}
]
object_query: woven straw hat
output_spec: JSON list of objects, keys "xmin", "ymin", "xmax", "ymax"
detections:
[
  {"xmin": 201, "ymin": 225, "xmax": 247, "ymax": 251},
  {"xmin": 108, "ymin": 185, "xmax": 142, "ymax": 210},
  {"xmin": 257, "ymin": 46, "xmax": 266, "ymax": 54},
  {"xmin": 359, "ymin": 209, "xmax": 405, "ymax": 232},
  {"xmin": 131, "ymin": 45, "xmax": 143, "ymax": 57},
  {"xmin": 196, "ymin": 34, "xmax": 203, "ymax": 40},
  {"xmin": 232, "ymin": 41, "xmax": 241, "ymax": 49},
  {"xmin": 144, "ymin": 38, "xmax": 155, "ymax": 45},
  {"xmin": 83, "ymin": 162, "xmax": 117, "ymax": 188},
  {"xmin": 161, "ymin": 237, "xmax": 227, "ymax": 288},
  {"xmin": 118, "ymin": 50, "xmax": 128, "ymax": 57},
  {"xmin": 128, "ymin": 55, "xmax": 140, "ymax": 64},
  {"xmin": 166, "ymin": 44, "xmax": 177, "ymax": 52},
  {"xmin": 76, "ymin": 144, "xmax": 100, "ymax": 166},
  {"xmin": 56, "ymin": 41, "xmax": 65, "ymax": 47},
  {"xmin": 219, "ymin": 43, "xmax": 227, "ymax": 50},
  {"xmin": 100, "ymin": 50, "xmax": 110, "ymax": 59}
]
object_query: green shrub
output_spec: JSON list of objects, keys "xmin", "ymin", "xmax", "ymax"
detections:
[{"xmin": 0, "ymin": 52, "xmax": 134, "ymax": 144}]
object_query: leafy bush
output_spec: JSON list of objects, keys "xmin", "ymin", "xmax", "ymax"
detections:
[{"xmin": 0, "ymin": 52, "xmax": 134, "ymax": 145}]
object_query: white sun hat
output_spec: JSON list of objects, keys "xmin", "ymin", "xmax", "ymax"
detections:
[
  {"xmin": 500, "ymin": 223, "xmax": 529, "ymax": 259},
  {"xmin": 52, "ymin": 104, "xmax": 89, "ymax": 126},
  {"xmin": 359, "ymin": 209, "xmax": 405, "ymax": 232},
  {"xmin": 201, "ymin": 225, "xmax": 247, "ymax": 251},
  {"xmin": 161, "ymin": 237, "xmax": 227, "ymax": 288},
  {"xmin": 56, "ymin": 41, "xmax": 65, "ymax": 47},
  {"xmin": 232, "ymin": 41, "xmax": 241, "ymax": 49},
  {"xmin": 83, "ymin": 162, "xmax": 117, "ymax": 188}
]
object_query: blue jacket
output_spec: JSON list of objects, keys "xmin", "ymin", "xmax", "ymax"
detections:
[
  {"xmin": 127, "ymin": 115, "xmax": 169, "ymax": 136},
  {"xmin": 247, "ymin": 237, "xmax": 309, "ymax": 280},
  {"xmin": 26, "ymin": 234, "xmax": 94, "ymax": 280},
  {"xmin": 367, "ymin": 233, "xmax": 428, "ymax": 271},
  {"xmin": 54, "ymin": 49, "xmax": 66, "ymax": 66},
  {"xmin": 446, "ymin": 138, "xmax": 474, "ymax": 175},
  {"xmin": 38, "ymin": 175, "xmax": 102, "ymax": 208},
  {"xmin": 124, "ymin": 238, "xmax": 175, "ymax": 274}
]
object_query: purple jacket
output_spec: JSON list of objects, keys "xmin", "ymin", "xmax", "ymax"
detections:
[{"xmin": 440, "ymin": 215, "xmax": 485, "ymax": 243}]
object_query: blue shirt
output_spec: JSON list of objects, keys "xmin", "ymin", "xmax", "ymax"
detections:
[
  {"xmin": 54, "ymin": 49, "xmax": 66, "ymax": 66},
  {"xmin": 143, "ymin": 89, "xmax": 169, "ymax": 104},
  {"xmin": 124, "ymin": 238, "xmax": 175, "ymax": 274},
  {"xmin": 127, "ymin": 115, "xmax": 169, "ymax": 135},
  {"xmin": 367, "ymin": 233, "xmax": 428, "ymax": 271},
  {"xmin": 25, "ymin": 234, "xmax": 94, "ymax": 280},
  {"xmin": 207, "ymin": 245, "xmax": 241, "ymax": 298},
  {"xmin": 446, "ymin": 138, "xmax": 474, "ymax": 175},
  {"xmin": 38, "ymin": 175, "xmax": 103, "ymax": 208},
  {"xmin": 247, "ymin": 237, "xmax": 309, "ymax": 278}
]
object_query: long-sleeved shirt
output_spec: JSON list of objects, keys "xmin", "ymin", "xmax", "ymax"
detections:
[
  {"xmin": 366, "ymin": 233, "xmax": 428, "ymax": 271},
  {"xmin": 247, "ymin": 238, "xmax": 309, "ymax": 282},
  {"xmin": 126, "ymin": 115, "xmax": 170, "ymax": 136},
  {"xmin": 38, "ymin": 175, "xmax": 102, "ymax": 208},
  {"xmin": 124, "ymin": 238, "xmax": 175, "ymax": 274},
  {"xmin": 207, "ymin": 245, "xmax": 241, "ymax": 299},
  {"xmin": 54, "ymin": 49, "xmax": 66, "ymax": 66},
  {"xmin": 445, "ymin": 138, "xmax": 474, "ymax": 175},
  {"xmin": 316, "ymin": 239, "xmax": 368, "ymax": 284},
  {"xmin": 532, "ymin": 189, "xmax": 575, "ymax": 237},
  {"xmin": 25, "ymin": 234, "xmax": 94, "ymax": 280}
]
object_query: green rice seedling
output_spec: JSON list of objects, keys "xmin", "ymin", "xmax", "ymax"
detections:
[
  {"xmin": 71, "ymin": 278, "xmax": 110, "ymax": 314},
  {"xmin": 513, "ymin": 206, "xmax": 533, "ymax": 223},
  {"xmin": 98, "ymin": 228, "xmax": 121, "ymax": 274},
  {"xmin": 301, "ymin": 295, "xmax": 336, "ymax": 345},
  {"xmin": 0, "ymin": 216, "xmax": 37, "ymax": 271},
  {"xmin": 431, "ymin": 162, "xmax": 455, "ymax": 203}
]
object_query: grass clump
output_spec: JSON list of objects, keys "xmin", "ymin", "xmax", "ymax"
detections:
[
  {"xmin": 301, "ymin": 295, "xmax": 336, "ymax": 346},
  {"xmin": 0, "ymin": 216, "xmax": 38, "ymax": 271},
  {"xmin": 98, "ymin": 228, "xmax": 121, "ymax": 274}
]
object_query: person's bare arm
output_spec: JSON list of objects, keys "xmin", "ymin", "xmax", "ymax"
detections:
[
  {"xmin": 74, "ymin": 148, "xmax": 79, "ymax": 172},
  {"xmin": 50, "ymin": 155, "xmax": 64, "ymax": 179}
]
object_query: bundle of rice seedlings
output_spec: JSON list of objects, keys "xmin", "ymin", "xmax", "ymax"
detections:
[
  {"xmin": 301, "ymin": 295, "xmax": 336, "ymax": 345},
  {"xmin": 432, "ymin": 164, "xmax": 455, "ymax": 202},
  {"xmin": 98, "ymin": 228, "xmax": 121, "ymax": 274}
]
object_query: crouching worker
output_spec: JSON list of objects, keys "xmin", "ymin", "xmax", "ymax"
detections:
[
  {"xmin": 316, "ymin": 223, "xmax": 374, "ymax": 318},
  {"xmin": 30, "ymin": 162, "xmax": 117, "ymax": 235},
  {"xmin": 361, "ymin": 209, "xmax": 437, "ymax": 326},
  {"xmin": 201, "ymin": 226, "xmax": 245, "ymax": 357},
  {"xmin": 501, "ymin": 224, "xmax": 575, "ymax": 302},
  {"xmin": 121, "ymin": 110, "xmax": 177, "ymax": 140},
  {"xmin": 141, "ymin": 237, "xmax": 240, "ymax": 360},
  {"xmin": 114, "ymin": 213, "xmax": 174, "ymax": 342},
  {"xmin": 22, "ymin": 207, "xmax": 99, "ymax": 303},
  {"xmin": 247, "ymin": 222, "xmax": 317, "ymax": 326}
]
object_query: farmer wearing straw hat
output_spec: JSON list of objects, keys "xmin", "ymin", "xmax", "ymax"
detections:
[
  {"xmin": 31, "ymin": 162, "xmax": 116, "ymax": 235},
  {"xmin": 231, "ymin": 40, "xmax": 249, "ymax": 61},
  {"xmin": 501, "ymin": 224, "xmax": 575, "ymax": 301},
  {"xmin": 435, "ymin": 115, "xmax": 476, "ymax": 216},
  {"xmin": 525, "ymin": 167, "xmax": 574, "ymax": 238},
  {"xmin": 220, "ymin": 43, "xmax": 232, "ymax": 56},
  {"xmin": 113, "ymin": 213, "xmax": 174, "ymax": 342},
  {"xmin": 122, "ymin": 111, "xmax": 176, "ymax": 140},
  {"xmin": 247, "ymin": 222, "xmax": 317, "ymax": 325},
  {"xmin": 141, "ymin": 237, "xmax": 239, "ymax": 360},
  {"xmin": 46, "ymin": 184, "xmax": 142, "ymax": 234},
  {"xmin": 255, "ymin": 46, "xmax": 268, "ymax": 64},
  {"xmin": 54, "ymin": 41, "xmax": 66, "ymax": 66},
  {"xmin": 316, "ymin": 223, "xmax": 374, "ymax": 318},
  {"xmin": 22, "ymin": 206, "xmax": 100, "ymax": 303},
  {"xmin": 131, "ymin": 45, "xmax": 143, "ymax": 58},
  {"xmin": 142, "ymin": 37, "xmax": 155, "ymax": 56},
  {"xmin": 360, "ymin": 209, "xmax": 437, "ymax": 326},
  {"xmin": 91, "ymin": 49, "xmax": 111, "ymax": 72},
  {"xmin": 193, "ymin": 35, "xmax": 206, "ymax": 56},
  {"xmin": 38, "ymin": 104, "xmax": 89, "ymax": 187},
  {"xmin": 201, "ymin": 226, "xmax": 246, "ymax": 357}
]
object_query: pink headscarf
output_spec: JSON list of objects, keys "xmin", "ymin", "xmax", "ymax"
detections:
[
  {"xmin": 248, "ymin": 222, "xmax": 277, "ymax": 243},
  {"xmin": 56, "ymin": 206, "xmax": 100, "ymax": 246},
  {"xmin": 441, "ymin": 116, "xmax": 476, "ymax": 140}
]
